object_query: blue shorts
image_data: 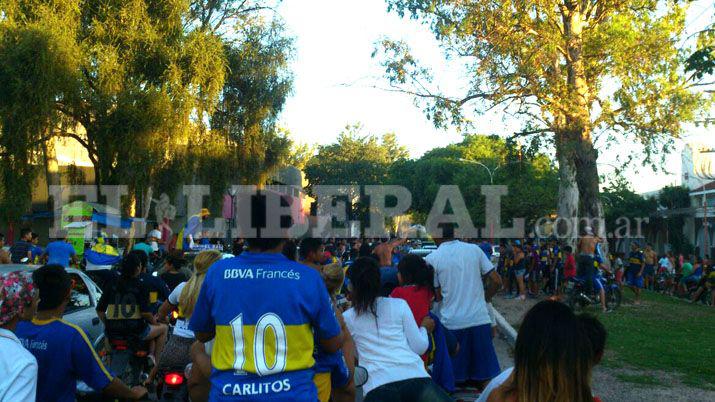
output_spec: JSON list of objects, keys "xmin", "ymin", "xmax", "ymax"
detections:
[
  {"xmin": 451, "ymin": 324, "xmax": 500, "ymax": 382},
  {"xmin": 644, "ymin": 264, "xmax": 655, "ymax": 276},
  {"xmin": 626, "ymin": 268, "xmax": 644, "ymax": 288},
  {"xmin": 514, "ymin": 268, "xmax": 526, "ymax": 277},
  {"xmin": 140, "ymin": 324, "xmax": 152, "ymax": 340},
  {"xmin": 330, "ymin": 354, "xmax": 351, "ymax": 388}
]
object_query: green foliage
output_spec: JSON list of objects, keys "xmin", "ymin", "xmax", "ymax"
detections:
[
  {"xmin": 304, "ymin": 124, "xmax": 409, "ymax": 228},
  {"xmin": 0, "ymin": 0, "xmax": 293, "ymax": 220},
  {"xmin": 0, "ymin": 4, "xmax": 80, "ymax": 220},
  {"xmin": 305, "ymin": 124, "xmax": 409, "ymax": 189},
  {"xmin": 286, "ymin": 140, "xmax": 316, "ymax": 171},
  {"xmin": 658, "ymin": 185, "xmax": 691, "ymax": 210},
  {"xmin": 601, "ymin": 177, "xmax": 657, "ymax": 233},
  {"xmin": 379, "ymin": 0, "xmax": 712, "ymax": 225},
  {"xmin": 686, "ymin": 5, "xmax": 714, "ymax": 80},
  {"xmin": 389, "ymin": 135, "xmax": 558, "ymax": 228},
  {"xmin": 208, "ymin": 19, "xmax": 294, "ymax": 187},
  {"xmin": 598, "ymin": 291, "xmax": 715, "ymax": 389},
  {"xmin": 380, "ymin": 1, "xmax": 710, "ymax": 157},
  {"xmin": 655, "ymin": 184, "xmax": 693, "ymax": 254}
]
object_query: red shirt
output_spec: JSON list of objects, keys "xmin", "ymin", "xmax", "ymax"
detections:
[
  {"xmin": 390, "ymin": 285, "xmax": 433, "ymax": 325},
  {"xmin": 563, "ymin": 254, "xmax": 577, "ymax": 278}
]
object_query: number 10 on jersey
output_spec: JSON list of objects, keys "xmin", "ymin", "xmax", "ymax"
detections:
[{"xmin": 230, "ymin": 313, "xmax": 288, "ymax": 376}]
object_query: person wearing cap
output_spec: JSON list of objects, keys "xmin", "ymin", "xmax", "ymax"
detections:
[
  {"xmin": 0, "ymin": 271, "xmax": 39, "ymax": 402},
  {"xmin": 179, "ymin": 208, "xmax": 211, "ymax": 250}
]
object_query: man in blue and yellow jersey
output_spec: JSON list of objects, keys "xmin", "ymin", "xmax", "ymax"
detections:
[
  {"xmin": 190, "ymin": 197, "xmax": 345, "ymax": 401},
  {"xmin": 626, "ymin": 242, "xmax": 646, "ymax": 304},
  {"xmin": 16, "ymin": 265, "xmax": 147, "ymax": 402}
]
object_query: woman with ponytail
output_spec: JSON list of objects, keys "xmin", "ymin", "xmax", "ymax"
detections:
[
  {"xmin": 344, "ymin": 257, "xmax": 452, "ymax": 402},
  {"xmin": 157, "ymin": 250, "xmax": 221, "ymax": 369}
]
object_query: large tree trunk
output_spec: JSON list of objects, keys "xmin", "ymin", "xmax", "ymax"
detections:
[
  {"xmin": 561, "ymin": 5, "xmax": 607, "ymax": 258},
  {"xmin": 555, "ymin": 134, "xmax": 579, "ymax": 246},
  {"xmin": 574, "ymin": 136, "xmax": 608, "ymax": 262}
]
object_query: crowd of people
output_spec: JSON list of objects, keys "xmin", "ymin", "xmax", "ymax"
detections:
[
  {"xmin": 1, "ymin": 215, "xmax": 710, "ymax": 402},
  {"xmin": 494, "ymin": 231, "xmax": 715, "ymax": 308}
]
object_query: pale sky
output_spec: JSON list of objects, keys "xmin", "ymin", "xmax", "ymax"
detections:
[{"xmin": 277, "ymin": 0, "xmax": 714, "ymax": 193}]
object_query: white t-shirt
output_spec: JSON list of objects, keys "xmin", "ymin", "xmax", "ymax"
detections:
[
  {"xmin": 167, "ymin": 282, "xmax": 195, "ymax": 339},
  {"xmin": 476, "ymin": 367, "xmax": 513, "ymax": 402},
  {"xmin": 343, "ymin": 297, "xmax": 430, "ymax": 395},
  {"xmin": 426, "ymin": 240, "xmax": 494, "ymax": 330},
  {"xmin": 659, "ymin": 257, "xmax": 673, "ymax": 273},
  {"xmin": 0, "ymin": 328, "xmax": 38, "ymax": 402}
]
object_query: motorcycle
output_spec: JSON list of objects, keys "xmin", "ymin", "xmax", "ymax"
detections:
[
  {"xmin": 566, "ymin": 272, "xmax": 622, "ymax": 312},
  {"xmin": 156, "ymin": 365, "xmax": 189, "ymax": 402},
  {"xmin": 106, "ymin": 335, "xmax": 153, "ymax": 388}
]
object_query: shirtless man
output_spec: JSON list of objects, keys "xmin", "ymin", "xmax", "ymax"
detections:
[
  {"xmin": 372, "ymin": 237, "xmax": 405, "ymax": 268},
  {"xmin": 372, "ymin": 237, "xmax": 406, "ymax": 294},
  {"xmin": 643, "ymin": 244, "xmax": 657, "ymax": 290},
  {"xmin": 577, "ymin": 227, "xmax": 608, "ymax": 312},
  {"xmin": 0, "ymin": 233, "xmax": 10, "ymax": 264}
]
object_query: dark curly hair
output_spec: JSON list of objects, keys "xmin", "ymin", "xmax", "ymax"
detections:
[{"xmin": 397, "ymin": 254, "xmax": 434, "ymax": 292}]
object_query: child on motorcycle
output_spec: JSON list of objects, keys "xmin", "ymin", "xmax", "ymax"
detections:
[{"xmin": 96, "ymin": 254, "xmax": 169, "ymax": 377}]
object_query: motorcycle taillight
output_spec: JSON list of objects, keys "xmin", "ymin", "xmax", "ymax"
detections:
[{"xmin": 164, "ymin": 372, "xmax": 184, "ymax": 386}]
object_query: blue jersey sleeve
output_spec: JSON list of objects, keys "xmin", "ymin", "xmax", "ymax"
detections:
[
  {"xmin": 310, "ymin": 273, "xmax": 341, "ymax": 341},
  {"xmin": 154, "ymin": 276, "xmax": 170, "ymax": 300},
  {"xmin": 189, "ymin": 272, "xmax": 215, "ymax": 333},
  {"xmin": 70, "ymin": 324, "xmax": 113, "ymax": 391}
]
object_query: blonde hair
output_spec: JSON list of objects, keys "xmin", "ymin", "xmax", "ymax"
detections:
[
  {"xmin": 179, "ymin": 250, "xmax": 221, "ymax": 317},
  {"xmin": 508, "ymin": 301, "xmax": 594, "ymax": 402},
  {"xmin": 321, "ymin": 262, "xmax": 345, "ymax": 296}
]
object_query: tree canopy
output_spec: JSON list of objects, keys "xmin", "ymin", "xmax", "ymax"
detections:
[
  {"xmin": 304, "ymin": 124, "xmax": 409, "ymax": 189},
  {"xmin": 389, "ymin": 134, "xmax": 559, "ymax": 229},
  {"xmin": 378, "ymin": 0, "xmax": 712, "ymax": 241},
  {"xmin": 0, "ymin": 0, "xmax": 293, "ymax": 220}
]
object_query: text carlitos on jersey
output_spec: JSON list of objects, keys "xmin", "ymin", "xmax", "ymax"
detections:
[{"xmin": 222, "ymin": 379, "xmax": 291, "ymax": 396}]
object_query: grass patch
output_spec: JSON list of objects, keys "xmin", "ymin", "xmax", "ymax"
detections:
[
  {"xmin": 592, "ymin": 291, "xmax": 715, "ymax": 389},
  {"xmin": 614, "ymin": 373, "xmax": 663, "ymax": 387}
]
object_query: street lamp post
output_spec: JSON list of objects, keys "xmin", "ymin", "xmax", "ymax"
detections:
[
  {"xmin": 703, "ymin": 192, "xmax": 708, "ymax": 259},
  {"xmin": 459, "ymin": 158, "xmax": 522, "ymax": 240},
  {"xmin": 458, "ymin": 158, "xmax": 510, "ymax": 185},
  {"xmin": 226, "ymin": 188, "xmax": 237, "ymax": 253}
]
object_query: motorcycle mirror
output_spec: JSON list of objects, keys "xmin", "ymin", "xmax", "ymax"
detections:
[{"xmin": 354, "ymin": 366, "xmax": 368, "ymax": 387}]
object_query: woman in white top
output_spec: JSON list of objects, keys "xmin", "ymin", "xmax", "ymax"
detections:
[
  {"xmin": 344, "ymin": 257, "xmax": 452, "ymax": 402},
  {"xmin": 157, "ymin": 250, "xmax": 221, "ymax": 369},
  {"xmin": 0, "ymin": 271, "xmax": 39, "ymax": 402}
]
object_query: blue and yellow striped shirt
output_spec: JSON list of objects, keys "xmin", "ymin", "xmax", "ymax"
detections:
[{"xmin": 190, "ymin": 251, "xmax": 341, "ymax": 401}]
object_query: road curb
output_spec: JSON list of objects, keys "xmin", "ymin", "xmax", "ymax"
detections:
[{"xmin": 490, "ymin": 304, "xmax": 517, "ymax": 346}]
